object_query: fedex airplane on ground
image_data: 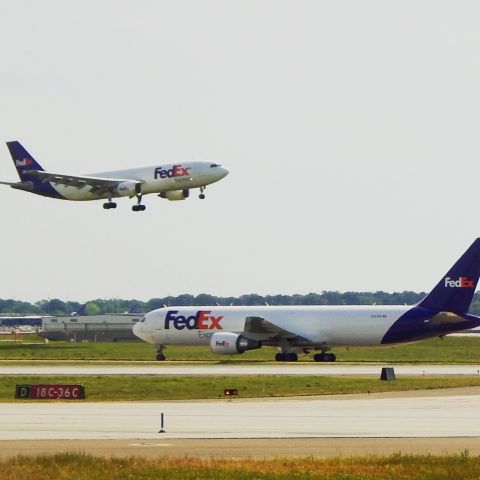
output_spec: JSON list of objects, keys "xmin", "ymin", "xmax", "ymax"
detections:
[
  {"xmin": 0, "ymin": 141, "xmax": 228, "ymax": 211},
  {"xmin": 134, "ymin": 238, "xmax": 480, "ymax": 361}
]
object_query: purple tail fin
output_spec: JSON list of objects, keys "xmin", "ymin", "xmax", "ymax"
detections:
[
  {"xmin": 6, "ymin": 141, "xmax": 44, "ymax": 181},
  {"xmin": 419, "ymin": 238, "xmax": 480, "ymax": 313}
]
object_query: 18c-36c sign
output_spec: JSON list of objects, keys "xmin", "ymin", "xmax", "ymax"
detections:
[{"xmin": 15, "ymin": 384, "xmax": 85, "ymax": 400}]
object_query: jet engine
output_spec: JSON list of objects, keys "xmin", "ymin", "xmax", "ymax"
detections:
[
  {"xmin": 116, "ymin": 181, "xmax": 141, "ymax": 197},
  {"xmin": 159, "ymin": 189, "xmax": 189, "ymax": 201},
  {"xmin": 210, "ymin": 332, "xmax": 261, "ymax": 355}
]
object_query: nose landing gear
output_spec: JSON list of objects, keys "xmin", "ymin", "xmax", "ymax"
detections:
[
  {"xmin": 155, "ymin": 345, "xmax": 166, "ymax": 361},
  {"xmin": 199, "ymin": 186, "xmax": 206, "ymax": 199}
]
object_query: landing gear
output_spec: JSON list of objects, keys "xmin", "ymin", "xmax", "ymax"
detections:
[
  {"xmin": 275, "ymin": 352, "xmax": 298, "ymax": 362},
  {"xmin": 199, "ymin": 186, "xmax": 206, "ymax": 199},
  {"xmin": 313, "ymin": 352, "xmax": 336, "ymax": 362},
  {"xmin": 132, "ymin": 185, "xmax": 146, "ymax": 211},
  {"xmin": 103, "ymin": 201, "xmax": 117, "ymax": 209},
  {"xmin": 155, "ymin": 345, "xmax": 166, "ymax": 361}
]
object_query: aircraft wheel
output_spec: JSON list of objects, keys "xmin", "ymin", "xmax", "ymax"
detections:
[
  {"xmin": 275, "ymin": 352, "xmax": 297, "ymax": 362},
  {"xmin": 325, "ymin": 353, "xmax": 336, "ymax": 362},
  {"xmin": 313, "ymin": 353, "xmax": 325, "ymax": 362},
  {"xmin": 199, "ymin": 193, "xmax": 205, "ymax": 200},
  {"xmin": 110, "ymin": 202, "xmax": 117, "ymax": 209},
  {"xmin": 156, "ymin": 353, "xmax": 166, "ymax": 361},
  {"xmin": 103, "ymin": 203, "xmax": 110, "ymax": 209}
]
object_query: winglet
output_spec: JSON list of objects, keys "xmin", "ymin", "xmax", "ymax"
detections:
[
  {"xmin": 6, "ymin": 141, "xmax": 44, "ymax": 181},
  {"xmin": 419, "ymin": 238, "xmax": 480, "ymax": 313}
]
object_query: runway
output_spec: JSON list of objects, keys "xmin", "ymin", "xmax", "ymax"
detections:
[
  {"xmin": 2, "ymin": 389, "xmax": 480, "ymax": 440},
  {"xmin": 1, "ymin": 364, "xmax": 480, "ymax": 376}
]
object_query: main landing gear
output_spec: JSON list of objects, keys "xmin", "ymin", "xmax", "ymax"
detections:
[
  {"xmin": 274, "ymin": 351, "xmax": 337, "ymax": 362},
  {"xmin": 103, "ymin": 199, "xmax": 117, "ymax": 209},
  {"xmin": 199, "ymin": 186, "xmax": 206, "ymax": 199},
  {"xmin": 275, "ymin": 352, "xmax": 298, "ymax": 362},
  {"xmin": 313, "ymin": 352, "xmax": 337, "ymax": 362},
  {"xmin": 132, "ymin": 190, "xmax": 146, "ymax": 211}
]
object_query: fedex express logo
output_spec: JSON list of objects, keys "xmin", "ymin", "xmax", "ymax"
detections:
[
  {"xmin": 154, "ymin": 165, "xmax": 191, "ymax": 179},
  {"xmin": 164, "ymin": 310, "xmax": 223, "ymax": 330},
  {"xmin": 15, "ymin": 158, "xmax": 33, "ymax": 167},
  {"xmin": 444, "ymin": 276, "xmax": 474, "ymax": 288}
]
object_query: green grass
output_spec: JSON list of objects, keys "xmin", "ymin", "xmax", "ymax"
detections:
[
  {"xmin": 1, "ymin": 452, "xmax": 480, "ymax": 479},
  {"xmin": 1, "ymin": 335, "xmax": 480, "ymax": 363},
  {"xmin": 3, "ymin": 375, "xmax": 480, "ymax": 401}
]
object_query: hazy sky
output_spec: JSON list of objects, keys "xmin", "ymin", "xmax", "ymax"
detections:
[{"xmin": 1, "ymin": 1, "xmax": 479, "ymax": 302}]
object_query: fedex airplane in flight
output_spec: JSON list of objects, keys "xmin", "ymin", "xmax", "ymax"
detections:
[
  {"xmin": 0, "ymin": 141, "xmax": 228, "ymax": 211},
  {"xmin": 134, "ymin": 238, "xmax": 480, "ymax": 361}
]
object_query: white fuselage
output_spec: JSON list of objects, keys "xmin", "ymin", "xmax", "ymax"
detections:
[
  {"xmin": 50, "ymin": 162, "xmax": 228, "ymax": 201},
  {"xmin": 133, "ymin": 305, "xmax": 414, "ymax": 348}
]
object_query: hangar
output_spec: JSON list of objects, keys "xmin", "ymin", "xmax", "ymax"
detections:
[{"xmin": 40, "ymin": 313, "xmax": 142, "ymax": 342}]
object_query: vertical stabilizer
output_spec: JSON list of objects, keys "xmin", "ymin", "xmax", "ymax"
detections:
[
  {"xmin": 6, "ymin": 141, "xmax": 44, "ymax": 181},
  {"xmin": 419, "ymin": 238, "xmax": 480, "ymax": 313}
]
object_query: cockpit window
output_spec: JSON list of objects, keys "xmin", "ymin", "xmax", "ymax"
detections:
[
  {"xmin": 140, "ymin": 317, "xmax": 146, "ymax": 323},
  {"xmin": 210, "ymin": 163, "xmax": 221, "ymax": 168}
]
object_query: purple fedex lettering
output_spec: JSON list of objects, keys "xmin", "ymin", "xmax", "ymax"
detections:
[
  {"xmin": 154, "ymin": 165, "xmax": 190, "ymax": 179},
  {"xmin": 164, "ymin": 310, "xmax": 223, "ymax": 330}
]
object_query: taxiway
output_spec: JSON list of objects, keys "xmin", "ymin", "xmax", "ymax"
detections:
[
  {"xmin": 2, "ymin": 388, "xmax": 480, "ymax": 440},
  {"xmin": 1, "ymin": 364, "xmax": 480, "ymax": 376}
]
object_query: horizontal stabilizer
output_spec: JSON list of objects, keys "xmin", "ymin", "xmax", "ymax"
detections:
[{"xmin": 0, "ymin": 180, "xmax": 34, "ymax": 191}]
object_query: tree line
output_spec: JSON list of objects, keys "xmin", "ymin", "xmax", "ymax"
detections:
[{"xmin": 2, "ymin": 291, "xmax": 480, "ymax": 316}]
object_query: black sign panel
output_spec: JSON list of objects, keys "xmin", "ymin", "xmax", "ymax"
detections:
[{"xmin": 15, "ymin": 384, "xmax": 85, "ymax": 400}]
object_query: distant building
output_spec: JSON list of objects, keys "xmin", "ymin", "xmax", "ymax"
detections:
[
  {"xmin": 0, "ymin": 316, "xmax": 43, "ymax": 328},
  {"xmin": 40, "ymin": 313, "xmax": 143, "ymax": 342}
]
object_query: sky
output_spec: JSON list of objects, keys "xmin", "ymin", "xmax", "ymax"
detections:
[{"xmin": 0, "ymin": 1, "xmax": 479, "ymax": 302}]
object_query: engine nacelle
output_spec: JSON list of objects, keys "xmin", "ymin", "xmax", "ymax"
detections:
[
  {"xmin": 210, "ymin": 332, "xmax": 261, "ymax": 355},
  {"xmin": 116, "ymin": 181, "xmax": 141, "ymax": 197},
  {"xmin": 159, "ymin": 189, "xmax": 189, "ymax": 201}
]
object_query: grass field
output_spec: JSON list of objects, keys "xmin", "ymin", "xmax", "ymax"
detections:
[
  {"xmin": 1, "ymin": 335, "xmax": 480, "ymax": 363},
  {"xmin": 0, "ymin": 452, "xmax": 478, "ymax": 479},
  {"xmin": 3, "ymin": 375, "xmax": 480, "ymax": 401}
]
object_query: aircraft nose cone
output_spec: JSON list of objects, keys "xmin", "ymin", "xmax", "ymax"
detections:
[
  {"xmin": 219, "ymin": 167, "xmax": 229, "ymax": 178},
  {"xmin": 132, "ymin": 321, "xmax": 141, "ymax": 338},
  {"xmin": 132, "ymin": 320, "xmax": 148, "ymax": 342}
]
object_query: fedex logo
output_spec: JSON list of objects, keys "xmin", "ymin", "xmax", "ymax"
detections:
[
  {"xmin": 444, "ymin": 276, "xmax": 474, "ymax": 288},
  {"xmin": 15, "ymin": 158, "xmax": 33, "ymax": 167},
  {"xmin": 154, "ymin": 165, "xmax": 191, "ymax": 179},
  {"xmin": 164, "ymin": 310, "xmax": 223, "ymax": 330},
  {"xmin": 216, "ymin": 340, "xmax": 230, "ymax": 347}
]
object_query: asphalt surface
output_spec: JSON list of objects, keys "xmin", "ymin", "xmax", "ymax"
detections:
[
  {"xmin": 2, "ymin": 388, "xmax": 480, "ymax": 440},
  {"xmin": 1, "ymin": 364, "xmax": 480, "ymax": 376}
]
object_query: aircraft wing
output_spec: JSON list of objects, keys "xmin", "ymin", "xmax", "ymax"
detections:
[
  {"xmin": 243, "ymin": 316, "xmax": 310, "ymax": 342},
  {"xmin": 25, "ymin": 170, "xmax": 140, "ymax": 196}
]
